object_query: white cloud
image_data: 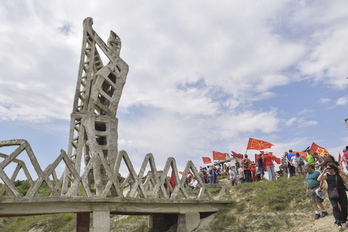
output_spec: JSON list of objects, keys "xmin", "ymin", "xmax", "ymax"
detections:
[
  {"xmin": 297, "ymin": 118, "xmax": 319, "ymax": 128},
  {"xmin": 318, "ymin": 98, "xmax": 331, "ymax": 104},
  {"xmin": 285, "ymin": 117, "xmax": 297, "ymax": 126},
  {"xmin": 1, "ymin": 1, "xmax": 348, "ymax": 177},
  {"xmin": 337, "ymin": 96, "xmax": 348, "ymax": 105},
  {"xmin": 296, "ymin": 2, "xmax": 348, "ymax": 89}
]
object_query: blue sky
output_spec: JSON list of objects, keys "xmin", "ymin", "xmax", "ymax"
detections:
[{"xmin": 1, "ymin": 0, "xmax": 348, "ymax": 179}]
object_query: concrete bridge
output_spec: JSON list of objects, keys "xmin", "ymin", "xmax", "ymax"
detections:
[
  {"xmin": 0, "ymin": 17, "xmax": 231, "ymax": 231},
  {"xmin": 0, "ymin": 141, "xmax": 231, "ymax": 231},
  {"xmin": 0, "ymin": 195, "xmax": 229, "ymax": 231}
]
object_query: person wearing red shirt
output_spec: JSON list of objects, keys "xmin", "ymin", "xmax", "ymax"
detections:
[
  {"xmin": 250, "ymin": 163, "xmax": 257, "ymax": 181},
  {"xmin": 263, "ymin": 153, "xmax": 276, "ymax": 181}
]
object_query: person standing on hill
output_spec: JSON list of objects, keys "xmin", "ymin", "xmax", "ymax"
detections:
[
  {"xmin": 314, "ymin": 153, "xmax": 325, "ymax": 172},
  {"xmin": 342, "ymin": 148, "xmax": 348, "ymax": 171},
  {"xmin": 305, "ymin": 164, "xmax": 328, "ymax": 220},
  {"xmin": 240, "ymin": 154, "xmax": 252, "ymax": 182},
  {"xmin": 228, "ymin": 166, "xmax": 237, "ymax": 186},
  {"xmin": 306, "ymin": 151, "xmax": 315, "ymax": 166},
  {"xmin": 263, "ymin": 152, "xmax": 276, "ymax": 181},
  {"xmin": 317, "ymin": 162, "xmax": 348, "ymax": 230},
  {"xmin": 287, "ymin": 150, "xmax": 296, "ymax": 177},
  {"xmin": 290, "ymin": 153, "xmax": 299, "ymax": 175},
  {"xmin": 257, "ymin": 153, "xmax": 264, "ymax": 180},
  {"xmin": 281, "ymin": 151, "xmax": 289, "ymax": 177},
  {"xmin": 297, "ymin": 153, "xmax": 305, "ymax": 176},
  {"xmin": 237, "ymin": 164, "xmax": 245, "ymax": 183}
]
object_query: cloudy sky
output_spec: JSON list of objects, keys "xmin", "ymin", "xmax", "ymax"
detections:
[{"xmin": 1, "ymin": 0, "xmax": 348, "ymax": 178}]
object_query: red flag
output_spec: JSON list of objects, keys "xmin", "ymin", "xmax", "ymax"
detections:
[
  {"xmin": 170, "ymin": 170, "xmax": 176, "ymax": 188},
  {"xmin": 178, "ymin": 171, "xmax": 192, "ymax": 175},
  {"xmin": 268, "ymin": 152, "xmax": 281, "ymax": 164},
  {"xmin": 213, "ymin": 151, "xmax": 227, "ymax": 160},
  {"xmin": 310, "ymin": 142, "xmax": 329, "ymax": 157},
  {"xmin": 231, "ymin": 151, "xmax": 243, "ymax": 158},
  {"xmin": 247, "ymin": 138, "xmax": 274, "ymax": 150},
  {"xmin": 202, "ymin": 157, "xmax": 212, "ymax": 164}
]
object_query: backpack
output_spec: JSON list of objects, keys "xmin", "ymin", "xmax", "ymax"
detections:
[{"xmin": 242, "ymin": 159, "xmax": 249, "ymax": 168}]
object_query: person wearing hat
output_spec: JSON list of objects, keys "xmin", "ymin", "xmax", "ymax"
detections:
[{"xmin": 305, "ymin": 164, "xmax": 328, "ymax": 220}]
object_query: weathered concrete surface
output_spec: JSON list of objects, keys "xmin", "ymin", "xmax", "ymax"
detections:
[
  {"xmin": 179, "ymin": 212, "xmax": 200, "ymax": 232},
  {"xmin": 0, "ymin": 17, "xmax": 232, "ymax": 232},
  {"xmin": 93, "ymin": 208, "xmax": 110, "ymax": 232},
  {"xmin": 0, "ymin": 198, "xmax": 226, "ymax": 216}
]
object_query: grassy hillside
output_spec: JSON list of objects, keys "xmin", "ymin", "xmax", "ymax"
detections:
[
  {"xmin": 207, "ymin": 176, "xmax": 311, "ymax": 232},
  {"xmin": 0, "ymin": 176, "xmax": 326, "ymax": 231}
]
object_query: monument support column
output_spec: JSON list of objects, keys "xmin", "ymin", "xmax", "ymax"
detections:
[
  {"xmin": 76, "ymin": 212, "xmax": 90, "ymax": 232},
  {"xmin": 93, "ymin": 204, "xmax": 110, "ymax": 232},
  {"xmin": 177, "ymin": 212, "xmax": 200, "ymax": 232}
]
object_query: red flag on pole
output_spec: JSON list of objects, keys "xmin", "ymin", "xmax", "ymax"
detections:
[
  {"xmin": 202, "ymin": 157, "xmax": 212, "ymax": 164},
  {"xmin": 247, "ymin": 138, "xmax": 274, "ymax": 150},
  {"xmin": 231, "ymin": 151, "xmax": 243, "ymax": 158},
  {"xmin": 309, "ymin": 142, "xmax": 329, "ymax": 157},
  {"xmin": 212, "ymin": 151, "xmax": 227, "ymax": 160},
  {"xmin": 268, "ymin": 152, "xmax": 281, "ymax": 164}
]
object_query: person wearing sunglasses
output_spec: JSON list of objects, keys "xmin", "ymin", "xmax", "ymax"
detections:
[{"xmin": 318, "ymin": 162, "xmax": 348, "ymax": 230}]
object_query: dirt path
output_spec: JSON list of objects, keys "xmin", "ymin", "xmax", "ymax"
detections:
[{"xmin": 291, "ymin": 213, "xmax": 341, "ymax": 232}]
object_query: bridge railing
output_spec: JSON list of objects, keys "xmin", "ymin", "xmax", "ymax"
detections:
[{"xmin": 0, "ymin": 139, "xmax": 231, "ymax": 202}]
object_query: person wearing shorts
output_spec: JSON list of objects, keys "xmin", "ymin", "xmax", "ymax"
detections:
[{"xmin": 305, "ymin": 164, "xmax": 328, "ymax": 220}]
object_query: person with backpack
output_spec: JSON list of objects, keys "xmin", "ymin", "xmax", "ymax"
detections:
[{"xmin": 240, "ymin": 154, "xmax": 252, "ymax": 182}]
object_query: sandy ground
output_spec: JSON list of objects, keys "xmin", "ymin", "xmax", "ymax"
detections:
[{"xmin": 293, "ymin": 213, "xmax": 344, "ymax": 232}]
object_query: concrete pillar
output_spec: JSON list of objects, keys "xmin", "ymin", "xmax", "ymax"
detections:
[
  {"xmin": 93, "ymin": 209, "xmax": 110, "ymax": 232},
  {"xmin": 76, "ymin": 212, "xmax": 90, "ymax": 232},
  {"xmin": 177, "ymin": 212, "xmax": 200, "ymax": 232}
]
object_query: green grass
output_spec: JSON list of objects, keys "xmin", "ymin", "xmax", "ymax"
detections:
[
  {"xmin": 0, "ymin": 176, "xmax": 312, "ymax": 231},
  {"xmin": 0, "ymin": 214, "xmax": 76, "ymax": 232},
  {"xmin": 210, "ymin": 176, "xmax": 310, "ymax": 232}
]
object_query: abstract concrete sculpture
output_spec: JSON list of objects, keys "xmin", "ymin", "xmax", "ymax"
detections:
[
  {"xmin": 61, "ymin": 17, "xmax": 129, "ymax": 196},
  {"xmin": 0, "ymin": 17, "xmax": 231, "ymax": 232}
]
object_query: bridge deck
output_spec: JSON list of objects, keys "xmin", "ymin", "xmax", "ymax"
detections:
[{"xmin": 0, "ymin": 197, "xmax": 228, "ymax": 217}]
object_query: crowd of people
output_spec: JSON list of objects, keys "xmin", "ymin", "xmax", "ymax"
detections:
[
  {"xmin": 305, "ymin": 146, "xmax": 348, "ymax": 231},
  {"xmin": 184, "ymin": 146, "xmax": 348, "ymax": 231}
]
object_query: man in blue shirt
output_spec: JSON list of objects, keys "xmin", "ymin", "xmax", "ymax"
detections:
[
  {"xmin": 305, "ymin": 164, "xmax": 328, "ymax": 220},
  {"xmin": 287, "ymin": 149, "xmax": 296, "ymax": 177}
]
